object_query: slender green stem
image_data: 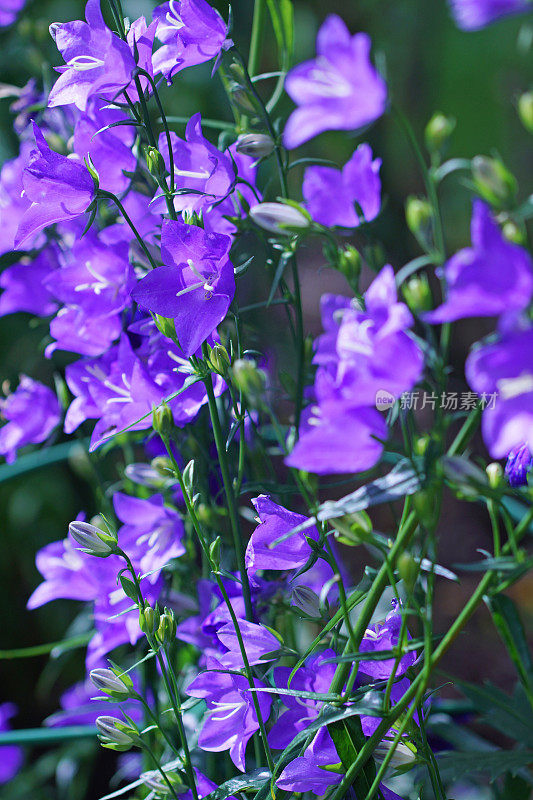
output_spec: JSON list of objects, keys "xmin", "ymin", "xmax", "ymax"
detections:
[
  {"xmin": 97, "ymin": 190, "xmax": 157, "ymax": 269},
  {"xmin": 248, "ymin": 0, "xmax": 267, "ymax": 78},
  {"xmin": 289, "ymin": 255, "xmax": 305, "ymax": 433}
]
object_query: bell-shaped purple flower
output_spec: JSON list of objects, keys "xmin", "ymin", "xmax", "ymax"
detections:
[
  {"xmin": 0, "ymin": 247, "xmax": 58, "ymax": 317},
  {"xmin": 466, "ymin": 320, "xmax": 533, "ymax": 458},
  {"xmin": 0, "ymin": 376, "xmax": 61, "ymax": 463},
  {"xmin": 449, "ymin": 0, "xmax": 531, "ymax": 29},
  {"xmin": 303, "ymin": 144, "xmax": 382, "ymax": 228},
  {"xmin": 131, "ymin": 219, "xmax": 235, "ymax": 357},
  {"xmin": 359, "ymin": 599, "xmax": 416, "ymax": 679},
  {"xmin": 505, "ymin": 443, "xmax": 532, "ymax": 487},
  {"xmin": 216, "ymin": 619, "xmax": 280, "ymax": 669},
  {"xmin": 186, "ymin": 659, "xmax": 273, "ymax": 771},
  {"xmin": 0, "ymin": 704, "xmax": 23, "ymax": 784},
  {"xmin": 153, "ymin": 0, "xmax": 232, "ymax": 82},
  {"xmin": 0, "ymin": 0, "xmax": 26, "ymax": 27},
  {"xmin": 283, "ymin": 15, "xmax": 387, "ymax": 149},
  {"xmin": 0, "ymin": 141, "xmax": 40, "ymax": 255},
  {"xmin": 424, "ymin": 201, "xmax": 533, "ymax": 324},
  {"xmin": 15, "ymin": 123, "xmax": 96, "ymax": 249}
]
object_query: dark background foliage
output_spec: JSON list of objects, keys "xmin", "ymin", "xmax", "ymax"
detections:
[{"xmin": 0, "ymin": 0, "xmax": 531, "ymax": 796}]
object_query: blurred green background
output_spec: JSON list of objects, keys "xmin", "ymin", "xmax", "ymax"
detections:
[{"xmin": 0, "ymin": 0, "xmax": 531, "ymax": 796}]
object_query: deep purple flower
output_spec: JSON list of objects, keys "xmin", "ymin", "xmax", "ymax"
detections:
[
  {"xmin": 466, "ymin": 320, "xmax": 533, "ymax": 458},
  {"xmin": 186, "ymin": 659, "xmax": 273, "ymax": 771},
  {"xmin": 153, "ymin": 113, "xmax": 235, "ymax": 215},
  {"xmin": 283, "ymin": 15, "xmax": 387, "ymax": 149},
  {"xmin": 449, "ymin": 0, "xmax": 531, "ymax": 29},
  {"xmin": 131, "ymin": 219, "xmax": 235, "ymax": 357},
  {"xmin": 47, "ymin": 305, "xmax": 123, "ymax": 358},
  {"xmin": 359, "ymin": 600, "xmax": 416, "ymax": 679},
  {"xmin": 0, "ymin": 703, "xmax": 23, "ymax": 784},
  {"xmin": 153, "ymin": 0, "xmax": 232, "ymax": 82},
  {"xmin": 0, "ymin": 248, "xmax": 58, "ymax": 317},
  {"xmin": 505, "ymin": 443, "xmax": 532, "ymax": 487},
  {"xmin": 216, "ymin": 620, "xmax": 280, "ymax": 669},
  {"xmin": 73, "ymin": 100, "xmax": 136, "ymax": 194},
  {"xmin": 303, "ymin": 144, "xmax": 381, "ymax": 227},
  {"xmin": 424, "ymin": 201, "xmax": 533, "ymax": 324},
  {"xmin": 0, "ymin": 141, "xmax": 39, "ymax": 255},
  {"xmin": 47, "ymin": 0, "xmax": 138, "ymax": 111},
  {"xmin": 0, "ymin": 0, "xmax": 25, "ymax": 27},
  {"xmin": 0, "ymin": 376, "xmax": 61, "ymax": 463},
  {"xmin": 15, "ymin": 123, "xmax": 96, "ymax": 249},
  {"xmin": 113, "ymin": 492, "xmax": 186, "ymax": 577}
]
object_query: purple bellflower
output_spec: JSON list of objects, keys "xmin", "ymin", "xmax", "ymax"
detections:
[
  {"xmin": 153, "ymin": 114, "xmax": 235, "ymax": 215},
  {"xmin": 283, "ymin": 15, "xmax": 387, "ymax": 149},
  {"xmin": 131, "ymin": 219, "xmax": 235, "ymax": 357},
  {"xmin": 359, "ymin": 599, "xmax": 416, "ymax": 679},
  {"xmin": 0, "ymin": 248, "xmax": 58, "ymax": 317},
  {"xmin": 0, "ymin": 0, "xmax": 25, "ymax": 27},
  {"xmin": 303, "ymin": 144, "xmax": 382, "ymax": 228},
  {"xmin": 466, "ymin": 320, "xmax": 533, "ymax": 458},
  {"xmin": 153, "ymin": 0, "xmax": 232, "ymax": 82},
  {"xmin": 216, "ymin": 619, "xmax": 281, "ymax": 669},
  {"xmin": 505, "ymin": 443, "xmax": 532, "ymax": 487},
  {"xmin": 449, "ymin": 0, "xmax": 531, "ymax": 29},
  {"xmin": 424, "ymin": 201, "xmax": 533, "ymax": 324},
  {"xmin": 186, "ymin": 658, "xmax": 273, "ymax": 771},
  {"xmin": 0, "ymin": 141, "xmax": 41, "ymax": 255},
  {"xmin": 15, "ymin": 123, "xmax": 96, "ymax": 249},
  {"xmin": 0, "ymin": 376, "xmax": 61, "ymax": 463},
  {"xmin": 0, "ymin": 703, "xmax": 23, "ymax": 784}
]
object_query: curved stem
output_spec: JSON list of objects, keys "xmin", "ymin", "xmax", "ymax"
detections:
[{"xmin": 97, "ymin": 190, "xmax": 157, "ymax": 269}]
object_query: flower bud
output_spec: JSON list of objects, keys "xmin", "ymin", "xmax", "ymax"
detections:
[
  {"xmin": 145, "ymin": 146, "xmax": 166, "ymax": 179},
  {"xmin": 337, "ymin": 244, "xmax": 362, "ymax": 283},
  {"xmin": 518, "ymin": 91, "xmax": 533, "ymax": 134},
  {"xmin": 152, "ymin": 402, "xmax": 174, "ymax": 438},
  {"xmin": 231, "ymin": 358, "xmax": 266, "ymax": 406},
  {"xmin": 156, "ymin": 608, "xmax": 177, "ymax": 646},
  {"xmin": 141, "ymin": 770, "xmax": 187, "ymax": 795},
  {"xmin": 334, "ymin": 511, "xmax": 373, "ymax": 546},
  {"xmin": 231, "ymin": 88, "xmax": 258, "ymax": 115},
  {"xmin": 69, "ymin": 520, "xmax": 116, "ymax": 556},
  {"xmin": 502, "ymin": 220, "xmax": 526, "ymax": 246},
  {"xmin": 486, "ymin": 462, "xmax": 504, "ymax": 489},
  {"xmin": 235, "ymin": 133, "xmax": 274, "ymax": 158},
  {"xmin": 402, "ymin": 273, "xmax": 433, "ymax": 314},
  {"xmin": 424, "ymin": 112, "xmax": 455, "ymax": 153},
  {"xmin": 95, "ymin": 716, "xmax": 136, "ymax": 751},
  {"xmin": 472, "ymin": 155, "xmax": 518, "ymax": 209},
  {"xmin": 291, "ymin": 586, "xmax": 322, "ymax": 618},
  {"xmin": 151, "ymin": 456, "xmax": 174, "ymax": 477},
  {"xmin": 125, "ymin": 462, "xmax": 173, "ymax": 489},
  {"xmin": 405, "ymin": 197, "xmax": 433, "ymax": 249},
  {"xmin": 250, "ymin": 202, "xmax": 310, "ymax": 235},
  {"xmin": 90, "ymin": 668, "xmax": 133, "ymax": 698},
  {"xmin": 398, "ymin": 552, "xmax": 419, "ymax": 593},
  {"xmin": 505, "ymin": 443, "xmax": 532, "ymax": 488},
  {"xmin": 208, "ymin": 343, "xmax": 231, "ymax": 375},
  {"xmin": 139, "ymin": 602, "xmax": 160, "ymax": 635}
]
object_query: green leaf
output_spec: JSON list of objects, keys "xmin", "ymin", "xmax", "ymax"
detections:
[
  {"xmin": 265, "ymin": 0, "xmax": 294, "ymax": 65},
  {"xmin": 0, "ymin": 726, "xmax": 96, "ymax": 746},
  {"xmin": 119, "ymin": 575, "xmax": 138, "ymax": 602},
  {"xmin": 458, "ymin": 680, "xmax": 533, "ymax": 748},
  {"xmin": 0, "ymin": 439, "xmax": 89, "ymax": 484},
  {"xmin": 328, "ymin": 717, "xmax": 382, "ymax": 800},
  {"xmin": 0, "ymin": 632, "xmax": 92, "ymax": 660},
  {"xmin": 203, "ymin": 769, "xmax": 271, "ymax": 800},
  {"xmin": 437, "ymin": 749, "xmax": 533, "ymax": 782},
  {"xmin": 486, "ymin": 594, "xmax": 533, "ymax": 695}
]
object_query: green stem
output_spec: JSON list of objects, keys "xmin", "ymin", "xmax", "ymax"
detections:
[
  {"xmin": 97, "ymin": 190, "xmax": 157, "ymax": 269},
  {"xmin": 248, "ymin": 0, "xmax": 267, "ymax": 78}
]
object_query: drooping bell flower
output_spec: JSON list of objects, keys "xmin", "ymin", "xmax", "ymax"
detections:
[
  {"xmin": 0, "ymin": 376, "xmax": 61, "ymax": 463},
  {"xmin": 449, "ymin": 0, "xmax": 531, "ymax": 30}
]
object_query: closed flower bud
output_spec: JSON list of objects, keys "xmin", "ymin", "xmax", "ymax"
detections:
[
  {"xmin": 69, "ymin": 520, "xmax": 116, "ymax": 556},
  {"xmin": 334, "ymin": 511, "xmax": 373, "ymax": 546},
  {"xmin": 90, "ymin": 668, "xmax": 133, "ymax": 698},
  {"xmin": 472, "ymin": 155, "xmax": 518, "ymax": 209},
  {"xmin": 231, "ymin": 88, "xmax": 258, "ymax": 115},
  {"xmin": 156, "ymin": 608, "xmax": 177, "ymax": 645},
  {"xmin": 486, "ymin": 462, "xmax": 504, "ymax": 488},
  {"xmin": 402, "ymin": 274, "xmax": 433, "ymax": 313},
  {"xmin": 250, "ymin": 202, "xmax": 310, "ymax": 234},
  {"xmin": 337, "ymin": 244, "xmax": 362, "ymax": 283},
  {"xmin": 502, "ymin": 220, "xmax": 526, "ymax": 245},
  {"xmin": 145, "ymin": 146, "xmax": 166, "ymax": 179},
  {"xmin": 95, "ymin": 716, "xmax": 136, "ymax": 751},
  {"xmin": 231, "ymin": 358, "xmax": 266, "ymax": 406},
  {"xmin": 139, "ymin": 602, "xmax": 160, "ymax": 635},
  {"xmin": 398, "ymin": 552, "xmax": 419, "ymax": 592},
  {"xmin": 291, "ymin": 586, "xmax": 322, "ymax": 617},
  {"xmin": 125, "ymin": 462, "xmax": 174, "ymax": 489},
  {"xmin": 153, "ymin": 402, "xmax": 174, "ymax": 438},
  {"xmin": 208, "ymin": 343, "xmax": 231, "ymax": 374},
  {"xmin": 518, "ymin": 91, "xmax": 533, "ymax": 134},
  {"xmin": 424, "ymin": 112, "xmax": 455, "ymax": 152},
  {"xmin": 235, "ymin": 133, "xmax": 274, "ymax": 158},
  {"xmin": 151, "ymin": 456, "xmax": 174, "ymax": 477},
  {"xmin": 405, "ymin": 196, "xmax": 433, "ymax": 249}
]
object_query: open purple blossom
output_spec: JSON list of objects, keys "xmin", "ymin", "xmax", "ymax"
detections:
[
  {"xmin": 0, "ymin": 703, "xmax": 23, "ymax": 784},
  {"xmin": 153, "ymin": 0, "xmax": 232, "ymax": 82},
  {"xmin": 303, "ymin": 144, "xmax": 382, "ymax": 228},
  {"xmin": 15, "ymin": 123, "xmax": 96, "ymax": 249},
  {"xmin": 359, "ymin": 600, "xmax": 416, "ymax": 679},
  {"xmin": 283, "ymin": 15, "xmax": 387, "ymax": 149},
  {"xmin": 0, "ymin": 376, "xmax": 61, "ymax": 463},
  {"xmin": 449, "ymin": 0, "xmax": 531, "ymax": 29},
  {"xmin": 0, "ymin": 141, "xmax": 40, "ymax": 255},
  {"xmin": 186, "ymin": 658, "xmax": 273, "ymax": 771},
  {"xmin": 47, "ymin": 305, "xmax": 123, "ymax": 358},
  {"xmin": 153, "ymin": 113, "xmax": 235, "ymax": 215},
  {"xmin": 0, "ymin": 0, "xmax": 25, "ymax": 27},
  {"xmin": 47, "ymin": 0, "xmax": 143, "ymax": 111},
  {"xmin": 424, "ymin": 201, "xmax": 533, "ymax": 324},
  {"xmin": 113, "ymin": 492, "xmax": 186, "ymax": 578},
  {"xmin": 0, "ymin": 248, "xmax": 58, "ymax": 318},
  {"xmin": 505, "ymin": 443, "xmax": 532, "ymax": 487},
  {"xmin": 466, "ymin": 319, "xmax": 533, "ymax": 458},
  {"xmin": 131, "ymin": 219, "xmax": 235, "ymax": 357},
  {"xmin": 216, "ymin": 619, "xmax": 280, "ymax": 669}
]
